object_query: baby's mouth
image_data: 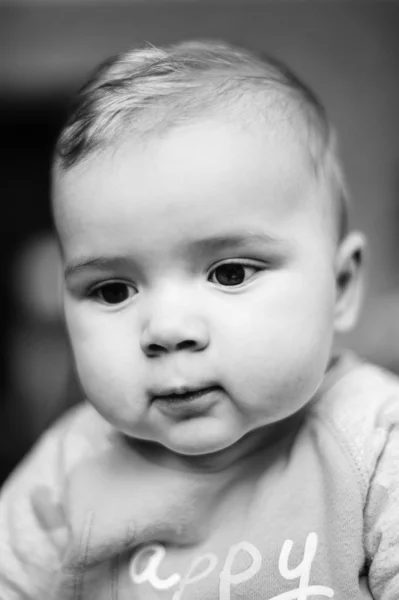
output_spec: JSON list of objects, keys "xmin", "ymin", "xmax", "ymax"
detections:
[{"xmin": 152, "ymin": 385, "xmax": 220, "ymax": 404}]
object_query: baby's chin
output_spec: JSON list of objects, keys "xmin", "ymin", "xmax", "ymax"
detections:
[
  {"xmin": 142, "ymin": 421, "xmax": 282, "ymax": 471},
  {"xmin": 102, "ymin": 401, "xmax": 308, "ymax": 467},
  {"xmin": 150, "ymin": 435, "xmax": 252, "ymax": 473},
  {"xmin": 114, "ymin": 423, "xmax": 242, "ymax": 473},
  {"xmin": 146, "ymin": 406, "xmax": 311, "ymax": 469},
  {"xmin": 128, "ymin": 419, "xmax": 248, "ymax": 466},
  {"xmin": 155, "ymin": 423, "xmax": 241, "ymax": 458}
]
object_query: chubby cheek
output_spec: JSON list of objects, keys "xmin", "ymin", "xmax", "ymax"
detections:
[
  {"xmin": 65, "ymin": 306, "xmax": 146, "ymax": 425},
  {"xmin": 218, "ymin": 276, "xmax": 335, "ymax": 419}
]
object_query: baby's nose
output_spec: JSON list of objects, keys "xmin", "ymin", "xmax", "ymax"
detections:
[{"xmin": 140, "ymin": 305, "xmax": 210, "ymax": 358}]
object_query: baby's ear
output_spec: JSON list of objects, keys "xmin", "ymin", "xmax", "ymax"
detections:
[{"xmin": 333, "ymin": 231, "xmax": 366, "ymax": 332}]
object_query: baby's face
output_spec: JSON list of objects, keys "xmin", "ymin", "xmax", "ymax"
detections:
[{"xmin": 53, "ymin": 118, "xmax": 338, "ymax": 458}]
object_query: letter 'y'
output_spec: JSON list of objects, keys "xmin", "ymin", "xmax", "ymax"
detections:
[{"xmin": 278, "ymin": 532, "xmax": 334, "ymax": 600}]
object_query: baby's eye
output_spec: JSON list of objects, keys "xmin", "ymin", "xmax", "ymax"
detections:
[
  {"xmin": 208, "ymin": 263, "xmax": 260, "ymax": 287},
  {"xmin": 90, "ymin": 282, "xmax": 135, "ymax": 305}
]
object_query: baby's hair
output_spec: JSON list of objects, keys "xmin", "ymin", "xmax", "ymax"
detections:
[{"xmin": 54, "ymin": 39, "xmax": 349, "ymax": 239}]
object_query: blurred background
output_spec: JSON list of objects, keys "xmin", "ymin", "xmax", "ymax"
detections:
[{"xmin": 1, "ymin": 0, "xmax": 399, "ymax": 484}]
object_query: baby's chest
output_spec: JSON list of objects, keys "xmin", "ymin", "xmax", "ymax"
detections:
[
  {"xmin": 68, "ymin": 517, "xmax": 339, "ymax": 600},
  {"xmin": 120, "ymin": 534, "xmax": 325, "ymax": 600},
  {"xmin": 61, "ymin": 440, "xmax": 368, "ymax": 599}
]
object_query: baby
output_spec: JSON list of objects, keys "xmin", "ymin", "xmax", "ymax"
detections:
[{"xmin": 1, "ymin": 39, "xmax": 399, "ymax": 600}]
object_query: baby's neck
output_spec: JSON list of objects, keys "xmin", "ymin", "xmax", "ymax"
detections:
[{"xmin": 128, "ymin": 410, "xmax": 306, "ymax": 474}]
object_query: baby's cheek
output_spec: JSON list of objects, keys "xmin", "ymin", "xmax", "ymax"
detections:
[
  {"xmin": 228, "ymin": 311, "xmax": 331, "ymax": 417},
  {"xmin": 73, "ymin": 342, "xmax": 147, "ymax": 426},
  {"xmin": 72, "ymin": 325, "xmax": 131, "ymax": 379},
  {"xmin": 71, "ymin": 346, "xmax": 123, "ymax": 408}
]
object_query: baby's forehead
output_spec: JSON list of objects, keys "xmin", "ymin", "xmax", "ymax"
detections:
[
  {"xmin": 55, "ymin": 113, "xmax": 314, "ymax": 196},
  {"xmin": 53, "ymin": 116, "xmax": 335, "ymax": 248}
]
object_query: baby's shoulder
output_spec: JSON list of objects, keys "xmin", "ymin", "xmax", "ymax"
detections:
[
  {"xmin": 311, "ymin": 353, "xmax": 399, "ymax": 500},
  {"xmin": 53, "ymin": 401, "xmax": 115, "ymax": 474},
  {"xmin": 1, "ymin": 402, "xmax": 112, "ymax": 497},
  {"xmin": 314, "ymin": 353, "xmax": 399, "ymax": 428}
]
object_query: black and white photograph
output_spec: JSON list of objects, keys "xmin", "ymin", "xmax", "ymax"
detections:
[{"xmin": 1, "ymin": 1, "xmax": 399, "ymax": 598}]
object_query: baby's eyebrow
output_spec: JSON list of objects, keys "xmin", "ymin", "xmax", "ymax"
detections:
[
  {"xmin": 189, "ymin": 232, "xmax": 281, "ymax": 254},
  {"xmin": 64, "ymin": 256, "xmax": 132, "ymax": 279}
]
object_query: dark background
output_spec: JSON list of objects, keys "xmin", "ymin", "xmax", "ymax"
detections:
[{"xmin": 1, "ymin": 0, "xmax": 399, "ymax": 484}]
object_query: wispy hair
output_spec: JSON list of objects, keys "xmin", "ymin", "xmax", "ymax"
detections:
[{"xmin": 54, "ymin": 39, "xmax": 349, "ymax": 239}]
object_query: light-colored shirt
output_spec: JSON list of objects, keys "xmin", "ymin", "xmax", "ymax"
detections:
[{"xmin": 1, "ymin": 353, "xmax": 399, "ymax": 599}]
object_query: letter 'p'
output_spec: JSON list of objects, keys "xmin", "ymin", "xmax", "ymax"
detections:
[{"xmin": 219, "ymin": 542, "xmax": 262, "ymax": 600}]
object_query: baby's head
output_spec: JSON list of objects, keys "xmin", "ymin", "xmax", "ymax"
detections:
[{"xmin": 52, "ymin": 40, "xmax": 364, "ymax": 463}]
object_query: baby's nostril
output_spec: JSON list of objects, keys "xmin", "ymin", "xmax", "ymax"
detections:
[
  {"xmin": 145, "ymin": 339, "xmax": 200, "ymax": 356},
  {"xmin": 177, "ymin": 340, "xmax": 197, "ymax": 351},
  {"xmin": 147, "ymin": 343, "xmax": 167, "ymax": 355}
]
